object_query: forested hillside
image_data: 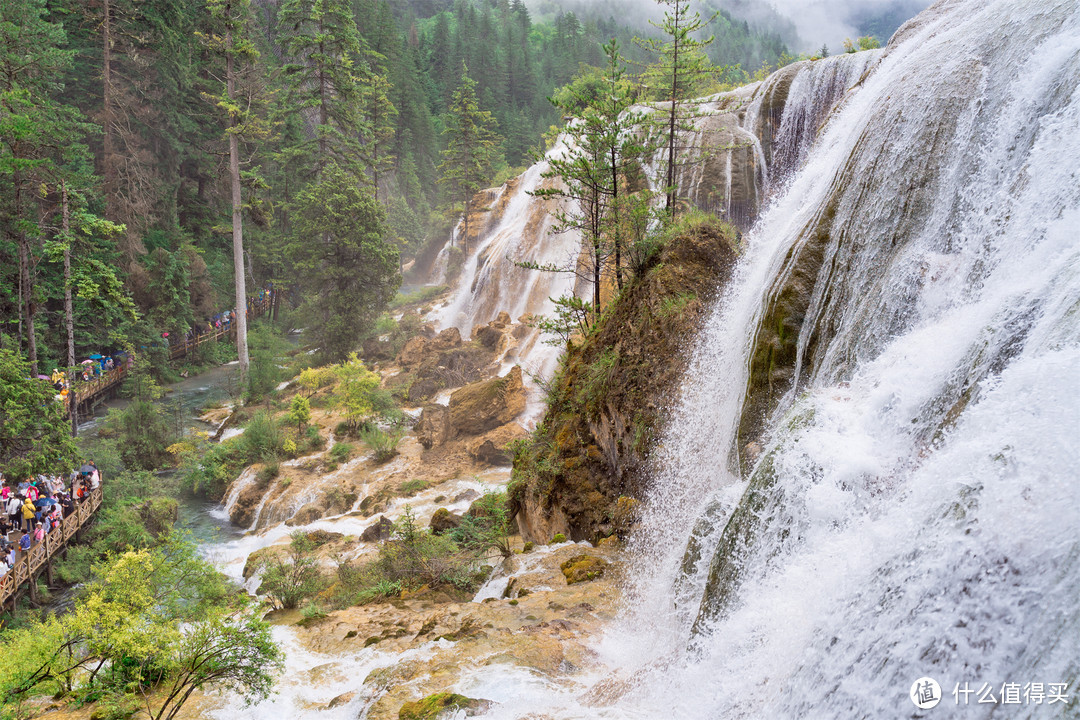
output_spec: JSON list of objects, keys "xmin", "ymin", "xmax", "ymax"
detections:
[{"xmin": 0, "ymin": 0, "xmax": 792, "ymax": 374}]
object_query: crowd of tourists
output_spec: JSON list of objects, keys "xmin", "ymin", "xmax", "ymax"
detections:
[
  {"xmin": 0, "ymin": 463, "xmax": 101, "ymax": 579},
  {"xmin": 47, "ymin": 354, "xmax": 131, "ymax": 405}
]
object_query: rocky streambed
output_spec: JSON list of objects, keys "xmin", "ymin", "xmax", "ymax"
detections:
[{"xmin": 169, "ymin": 309, "xmax": 632, "ymax": 720}]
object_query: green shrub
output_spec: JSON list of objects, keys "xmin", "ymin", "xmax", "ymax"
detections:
[
  {"xmin": 299, "ymin": 602, "xmax": 328, "ymax": 623},
  {"xmin": 551, "ymin": 533, "xmax": 566, "ymax": 543},
  {"xmin": 398, "ymin": 479, "xmax": 428, "ymax": 496},
  {"xmin": 373, "ymin": 507, "xmax": 476, "ymax": 589},
  {"xmin": 360, "ymin": 424, "xmax": 402, "ymax": 463},
  {"xmin": 257, "ymin": 462, "xmax": 279, "ymax": 485},
  {"xmin": 329, "ymin": 441, "xmax": 353, "ymax": 464},
  {"xmin": 246, "ymin": 325, "xmax": 288, "ymax": 401},
  {"xmin": 452, "ymin": 492, "xmax": 513, "ymax": 558},
  {"xmin": 258, "ymin": 533, "xmax": 327, "ymax": 610},
  {"xmin": 242, "ymin": 410, "xmax": 284, "ymax": 462}
]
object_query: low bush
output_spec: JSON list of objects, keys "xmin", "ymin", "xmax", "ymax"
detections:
[{"xmin": 360, "ymin": 424, "xmax": 402, "ymax": 463}]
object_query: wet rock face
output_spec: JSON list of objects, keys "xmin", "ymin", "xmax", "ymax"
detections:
[
  {"xmin": 361, "ymin": 515, "xmax": 394, "ymax": 542},
  {"xmin": 466, "ymin": 423, "xmax": 527, "ymax": 466},
  {"xmin": 286, "ymin": 503, "xmax": 326, "ymax": 526},
  {"xmin": 416, "ymin": 404, "xmax": 450, "ymax": 449},
  {"xmin": 448, "ymin": 365, "xmax": 526, "ymax": 437},
  {"xmin": 429, "ymin": 508, "xmax": 462, "ymax": 534},
  {"xmin": 229, "ymin": 480, "xmax": 266, "ymax": 528},
  {"xmin": 512, "ymin": 219, "xmax": 739, "ymax": 543}
]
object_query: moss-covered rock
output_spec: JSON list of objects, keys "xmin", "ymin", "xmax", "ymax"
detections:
[
  {"xmin": 429, "ymin": 508, "xmax": 461, "ymax": 534},
  {"xmin": 448, "ymin": 365, "xmax": 526, "ymax": 436},
  {"xmin": 511, "ymin": 216, "xmax": 739, "ymax": 542},
  {"xmin": 398, "ymin": 692, "xmax": 491, "ymax": 720},
  {"xmin": 560, "ymin": 554, "xmax": 607, "ymax": 584}
]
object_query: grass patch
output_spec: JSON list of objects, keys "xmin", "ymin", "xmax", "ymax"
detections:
[{"xmin": 398, "ymin": 479, "xmax": 428, "ymax": 496}]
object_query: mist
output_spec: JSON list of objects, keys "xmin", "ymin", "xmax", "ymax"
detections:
[
  {"xmin": 526, "ymin": 0, "xmax": 933, "ymax": 55},
  {"xmin": 747, "ymin": 0, "xmax": 933, "ymax": 51}
]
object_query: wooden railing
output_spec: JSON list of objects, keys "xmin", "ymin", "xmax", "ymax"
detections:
[
  {"xmin": 73, "ymin": 365, "xmax": 128, "ymax": 406},
  {"xmin": 0, "ymin": 486, "xmax": 103, "ymax": 608},
  {"xmin": 72, "ymin": 290, "xmax": 276, "ymax": 411},
  {"xmin": 167, "ymin": 323, "xmax": 236, "ymax": 361}
]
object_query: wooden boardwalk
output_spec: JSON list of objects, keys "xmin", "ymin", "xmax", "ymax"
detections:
[
  {"xmin": 0, "ymin": 486, "xmax": 103, "ymax": 609},
  {"xmin": 72, "ymin": 291, "xmax": 276, "ymax": 413}
]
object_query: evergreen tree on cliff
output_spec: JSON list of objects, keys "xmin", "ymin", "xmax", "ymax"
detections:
[
  {"xmin": 288, "ymin": 163, "xmax": 399, "ymax": 362},
  {"xmin": 637, "ymin": 0, "xmax": 716, "ymax": 219}
]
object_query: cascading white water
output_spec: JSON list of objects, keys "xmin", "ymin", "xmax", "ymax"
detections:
[
  {"xmin": 430, "ymin": 143, "xmax": 588, "ymax": 389},
  {"xmin": 580, "ymin": 1, "xmax": 1080, "ymax": 717}
]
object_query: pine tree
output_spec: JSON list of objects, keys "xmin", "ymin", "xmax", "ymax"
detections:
[
  {"xmin": 0, "ymin": 0, "xmax": 83, "ymax": 376},
  {"xmin": 200, "ymin": 0, "xmax": 268, "ymax": 387},
  {"xmin": 636, "ymin": 0, "xmax": 717, "ymax": 219},
  {"xmin": 597, "ymin": 38, "xmax": 650, "ymax": 289},
  {"xmin": 277, "ymin": 0, "xmax": 364, "ymax": 178},
  {"xmin": 288, "ymin": 163, "xmax": 399, "ymax": 362},
  {"xmin": 438, "ymin": 65, "xmax": 501, "ymax": 254},
  {"xmin": 529, "ymin": 39, "xmax": 647, "ymax": 320},
  {"xmin": 361, "ymin": 70, "xmax": 397, "ymax": 199}
]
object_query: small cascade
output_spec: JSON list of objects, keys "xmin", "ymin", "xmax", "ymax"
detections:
[
  {"xmin": 430, "ymin": 141, "xmax": 589, "ymax": 385},
  {"xmin": 757, "ymin": 50, "xmax": 880, "ymax": 190},
  {"xmin": 217, "ymin": 466, "xmax": 259, "ymax": 520}
]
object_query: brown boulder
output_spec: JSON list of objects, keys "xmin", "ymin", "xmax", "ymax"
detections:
[
  {"xmin": 286, "ymin": 503, "xmax": 324, "ymax": 526},
  {"xmin": 430, "ymin": 326, "xmax": 462, "ymax": 350},
  {"xmin": 407, "ymin": 376, "xmax": 441, "ymax": 403},
  {"xmin": 429, "ymin": 508, "xmax": 462, "ymax": 534},
  {"xmin": 473, "ymin": 324, "xmax": 503, "ymax": 350},
  {"xmin": 327, "ymin": 692, "xmax": 355, "ymax": 709},
  {"xmin": 467, "ymin": 423, "xmax": 528, "ymax": 465},
  {"xmin": 228, "ymin": 479, "xmax": 266, "ymax": 528},
  {"xmin": 448, "ymin": 366, "xmax": 526, "ymax": 437},
  {"xmin": 416, "ymin": 404, "xmax": 450, "ymax": 449},
  {"xmin": 397, "ymin": 336, "xmax": 430, "ymax": 367},
  {"xmin": 494, "ymin": 311, "xmax": 512, "ymax": 327},
  {"xmin": 361, "ymin": 515, "xmax": 394, "ymax": 542}
]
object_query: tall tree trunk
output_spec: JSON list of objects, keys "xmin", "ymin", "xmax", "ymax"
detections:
[
  {"xmin": 15, "ymin": 165, "xmax": 38, "ymax": 377},
  {"xmin": 102, "ymin": 0, "xmax": 118, "ymax": 223},
  {"xmin": 226, "ymin": 23, "xmax": 249, "ymax": 386},
  {"xmin": 666, "ymin": 8, "xmax": 679, "ymax": 218},
  {"xmin": 62, "ymin": 182, "xmax": 78, "ymax": 436}
]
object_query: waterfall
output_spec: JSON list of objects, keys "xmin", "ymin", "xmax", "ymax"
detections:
[
  {"xmin": 593, "ymin": 0, "xmax": 1080, "ymax": 716},
  {"xmin": 429, "ymin": 139, "xmax": 590, "ymax": 390}
]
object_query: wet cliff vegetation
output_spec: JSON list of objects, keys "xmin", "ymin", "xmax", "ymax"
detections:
[{"xmin": 511, "ymin": 213, "xmax": 739, "ymax": 542}]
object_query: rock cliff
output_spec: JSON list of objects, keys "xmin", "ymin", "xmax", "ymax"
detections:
[{"xmin": 511, "ymin": 216, "xmax": 739, "ymax": 542}]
